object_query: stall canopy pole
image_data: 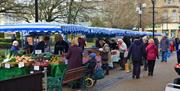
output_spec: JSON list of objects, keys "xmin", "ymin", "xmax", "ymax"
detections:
[{"xmin": 35, "ymin": 0, "xmax": 38, "ymax": 22}]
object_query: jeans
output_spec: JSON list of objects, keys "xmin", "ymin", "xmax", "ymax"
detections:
[{"xmin": 162, "ymin": 51, "xmax": 167, "ymax": 62}]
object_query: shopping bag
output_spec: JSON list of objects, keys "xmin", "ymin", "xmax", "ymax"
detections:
[{"xmin": 93, "ymin": 67, "xmax": 105, "ymax": 80}]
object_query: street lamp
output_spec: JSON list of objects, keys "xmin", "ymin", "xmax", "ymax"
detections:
[
  {"xmin": 136, "ymin": 3, "xmax": 146, "ymax": 31},
  {"xmin": 35, "ymin": 0, "xmax": 38, "ymax": 22},
  {"xmin": 151, "ymin": 0, "xmax": 156, "ymax": 39}
]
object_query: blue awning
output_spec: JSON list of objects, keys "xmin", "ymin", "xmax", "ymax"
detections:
[
  {"xmin": 0, "ymin": 23, "xmax": 62, "ymax": 32},
  {"xmin": 0, "ymin": 23, "xmax": 89, "ymax": 34}
]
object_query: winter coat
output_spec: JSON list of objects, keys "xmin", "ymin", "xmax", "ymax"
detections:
[
  {"xmin": 66, "ymin": 45, "xmax": 83, "ymax": 70},
  {"xmin": 11, "ymin": 46, "xmax": 19, "ymax": 53},
  {"xmin": 118, "ymin": 42, "xmax": 127, "ymax": 53},
  {"xmin": 160, "ymin": 37, "xmax": 169, "ymax": 51},
  {"xmin": 101, "ymin": 44, "xmax": 111, "ymax": 64},
  {"xmin": 127, "ymin": 39, "xmax": 146, "ymax": 62},
  {"xmin": 54, "ymin": 40, "xmax": 69, "ymax": 55},
  {"xmin": 146, "ymin": 43, "xmax": 158, "ymax": 61}
]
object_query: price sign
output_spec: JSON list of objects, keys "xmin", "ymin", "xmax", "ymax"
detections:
[
  {"xmin": 34, "ymin": 66, "xmax": 40, "ymax": 71},
  {"xmin": 35, "ymin": 50, "xmax": 42, "ymax": 54},
  {"xmin": 18, "ymin": 62, "xmax": 24, "ymax": 68},
  {"xmin": 5, "ymin": 63, "xmax": 10, "ymax": 69}
]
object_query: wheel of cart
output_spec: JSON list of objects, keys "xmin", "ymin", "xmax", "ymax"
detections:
[{"xmin": 83, "ymin": 73, "xmax": 97, "ymax": 88}]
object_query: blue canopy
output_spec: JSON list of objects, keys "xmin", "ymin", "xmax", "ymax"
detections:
[
  {"xmin": 88, "ymin": 27, "xmax": 111, "ymax": 35},
  {"xmin": 0, "ymin": 23, "xmax": 62, "ymax": 32},
  {"xmin": 61, "ymin": 24, "xmax": 89, "ymax": 34},
  {"xmin": 88, "ymin": 27, "xmax": 127, "ymax": 35},
  {"xmin": 0, "ymin": 23, "xmax": 89, "ymax": 34}
]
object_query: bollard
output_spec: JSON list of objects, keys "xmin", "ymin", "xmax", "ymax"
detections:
[{"xmin": 44, "ymin": 67, "xmax": 47, "ymax": 91}]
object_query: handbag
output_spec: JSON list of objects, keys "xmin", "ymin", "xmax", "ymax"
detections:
[{"xmin": 93, "ymin": 67, "xmax": 105, "ymax": 80}]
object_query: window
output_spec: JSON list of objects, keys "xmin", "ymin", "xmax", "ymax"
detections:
[
  {"xmin": 165, "ymin": 0, "xmax": 174, "ymax": 4},
  {"xmin": 171, "ymin": 30, "xmax": 176, "ymax": 37},
  {"xmin": 162, "ymin": 10, "xmax": 168, "ymax": 20},
  {"xmin": 172, "ymin": 10, "xmax": 177, "ymax": 22}
]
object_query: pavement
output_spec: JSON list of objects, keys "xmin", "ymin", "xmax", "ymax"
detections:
[{"xmin": 63, "ymin": 52, "xmax": 179, "ymax": 91}]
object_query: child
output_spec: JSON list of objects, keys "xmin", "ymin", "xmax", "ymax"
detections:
[{"xmin": 86, "ymin": 53, "xmax": 97, "ymax": 75}]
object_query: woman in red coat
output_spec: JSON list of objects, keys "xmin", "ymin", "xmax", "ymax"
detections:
[{"xmin": 146, "ymin": 39, "xmax": 159, "ymax": 76}]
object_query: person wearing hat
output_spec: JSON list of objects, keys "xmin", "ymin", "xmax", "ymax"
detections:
[
  {"xmin": 11, "ymin": 40, "xmax": 19, "ymax": 54},
  {"xmin": 87, "ymin": 53, "xmax": 97, "ymax": 75},
  {"xmin": 127, "ymin": 37, "xmax": 146, "ymax": 79}
]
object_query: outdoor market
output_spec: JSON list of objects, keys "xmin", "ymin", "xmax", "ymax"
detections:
[{"xmin": 0, "ymin": 23, "xmax": 165, "ymax": 91}]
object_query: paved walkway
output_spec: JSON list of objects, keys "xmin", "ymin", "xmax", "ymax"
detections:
[{"xmin": 63, "ymin": 52, "xmax": 179, "ymax": 91}]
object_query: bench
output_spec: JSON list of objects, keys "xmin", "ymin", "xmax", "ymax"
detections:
[{"xmin": 63, "ymin": 66, "xmax": 86, "ymax": 84}]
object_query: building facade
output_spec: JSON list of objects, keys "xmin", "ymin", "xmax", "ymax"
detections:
[{"xmin": 146, "ymin": 0, "xmax": 180, "ymax": 38}]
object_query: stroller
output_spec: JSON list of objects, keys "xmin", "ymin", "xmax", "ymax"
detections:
[{"xmin": 165, "ymin": 64, "xmax": 180, "ymax": 91}]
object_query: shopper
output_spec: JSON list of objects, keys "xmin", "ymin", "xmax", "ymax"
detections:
[
  {"xmin": 100, "ymin": 40, "xmax": 110, "ymax": 75},
  {"xmin": 175, "ymin": 37, "xmax": 180, "ymax": 63},
  {"xmin": 160, "ymin": 36, "xmax": 169, "ymax": 62},
  {"xmin": 146, "ymin": 39, "xmax": 159, "ymax": 76},
  {"xmin": 78, "ymin": 36, "xmax": 86, "ymax": 50},
  {"xmin": 54, "ymin": 35, "xmax": 69, "ymax": 55},
  {"xmin": 142, "ymin": 37, "xmax": 148, "ymax": 71},
  {"xmin": 127, "ymin": 37, "xmax": 146, "ymax": 79},
  {"xmin": 66, "ymin": 39, "xmax": 83, "ymax": 70},
  {"xmin": 117, "ymin": 39, "xmax": 127, "ymax": 70}
]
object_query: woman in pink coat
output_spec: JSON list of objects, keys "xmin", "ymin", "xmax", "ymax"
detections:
[{"xmin": 146, "ymin": 39, "xmax": 159, "ymax": 76}]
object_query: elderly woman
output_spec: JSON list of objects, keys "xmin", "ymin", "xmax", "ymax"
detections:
[
  {"xmin": 117, "ymin": 39, "xmax": 127, "ymax": 70},
  {"xmin": 66, "ymin": 39, "xmax": 83, "ymax": 70},
  {"xmin": 11, "ymin": 40, "xmax": 19, "ymax": 53},
  {"xmin": 146, "ymin": 39, "xmax": 159, "ymax": 76}
]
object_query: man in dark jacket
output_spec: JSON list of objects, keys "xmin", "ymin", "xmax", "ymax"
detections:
[
  {"xmin": 35, "ymin": 36, "xmax": 50, "ymax": 53},
  {"xmin": 54, "ymin": 35, "xmax": 69, "ymax": 55},
  {"xmin": 175, "ymin": 37, "xmax": 180, "ymax": 63},
  {"xmin": 127, "ymin": 37, "xmax": 146, "ymax": 79}
]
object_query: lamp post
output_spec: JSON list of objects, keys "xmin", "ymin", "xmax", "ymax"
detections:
[
  {"xmin": 151, "ymin": 0, "xmax": 156, "ymax": 39},
  {"xmin": 136, "ymin": 3, "xmax": 146, "ymax": 31},
  {"xmin": 35, "ymin": 0, "xmax": 38, "ymax": 22}
]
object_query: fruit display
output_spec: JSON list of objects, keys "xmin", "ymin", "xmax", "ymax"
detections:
[
  {"xmin": 32, "ymin": 61, "xmax": 49, "ymax": 67},
  {"xmin": 15, "ymin": 55, "xmax": 33, "ymax": 63},
  {"xmin": 32, "ymin": 55, "xmax": 49, "ymax": 67},
  {"xmin": 49, "ymin": 55, "xmax": 64, "ymax": 64}
]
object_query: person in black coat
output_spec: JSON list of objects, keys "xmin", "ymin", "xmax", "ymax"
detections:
[
  {"xmin": 175, "ymin": 37, "xmax": 180, "ymax": 63},
  {"xmin": 54, "ymin": 35, "xmax": 69, "ymax": 55},
  {"xmin": 35, "ymin": 36, "xmax": 50, "ymax": 53},
  {"xmin": 123, "ymin": 36, "xmax": 131, "ymax": 49},
  {"xmin": 127, "ymin": 37, "xmax": 146, "ymax": 79}
]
